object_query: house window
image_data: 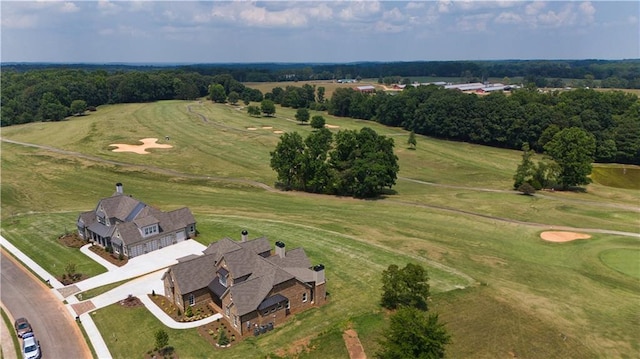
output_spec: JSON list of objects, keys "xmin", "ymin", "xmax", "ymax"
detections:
[
  {"xmin": 219, "ymin": 274, "xmax": 227, "ymax": 287},
  {"xmin": 263, "ymin": 310, "xmax": 269, "ymax": 316},
  {"xmin": 225, "ymin": 305, "xmax": 230, "ymax": 317},
  {"xmin": 188, "ymin": 294, "xmax": 195, "ymax": 306},
  {"xmin": 302, "ymin": 293, "xmax": 308, "ymax": 303},
  {"xmin": 286, "ymin": 301, "xmax": 290, "ymax": 309},
  {"xmin": 233, "ymin": 315, "xmax": 238, "ymax": 328}
]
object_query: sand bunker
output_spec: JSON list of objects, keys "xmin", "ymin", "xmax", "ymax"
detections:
[
  {"xmin": 247, "ymin": 127, "xmax": 258, "ymax": 130},
  {"xmin": 325, "ymin": 124, "xmax": 340, "ymax": 129},
  {"xmin": 540, "ymin": 231, "xmax": 591, "ymax": 242},
  {"xmin": 273, "ymin": 130, "xmax": 284, "ymax": 134},
  {"xmin": 262, "ymin": 126, "xmax": 273, "ymax": 129},
  {"xmin": 109, "ymin": 138, "xmax": 172, "ymax": 155}
]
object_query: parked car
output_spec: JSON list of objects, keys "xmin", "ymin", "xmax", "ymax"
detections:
[
  {"xmin": 14, "ymin": 317, "xmax": 32, "ymax": 338},
  {"xmin": 21, "ymin": 332, "xmax": 41, "ymax": 359}
]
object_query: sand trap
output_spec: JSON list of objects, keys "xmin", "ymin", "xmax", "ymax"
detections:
[
  {"xmin": 273, "ymin": 130, "xmax": 284, "ymax": 134},
  {"xmin": 247, "ymin": 127, "xmax": 258, "ymax": 130},
  {"xmin": 325, "ymin": 124, "xmax": 340, "ymax": 129},
  {"xmin": 109, "ymin": 138, "xmax": 172, "ymax": 155},
  {"xmin": 262, "ymin": 126, "xmax": 273, "ymax": 129},
  {"xmin": 540, "ymin": 231, "xmax": 591, "ymax": 242}
]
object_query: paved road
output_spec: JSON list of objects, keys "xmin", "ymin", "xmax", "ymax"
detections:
[{"xmin": 1, "ymin": 251, "xmax": 91, "ymax": 359}]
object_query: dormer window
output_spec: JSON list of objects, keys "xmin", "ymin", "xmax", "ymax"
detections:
[{"xmin": 142, "ymin": 224, "xmax": 158, "ymax": 237}]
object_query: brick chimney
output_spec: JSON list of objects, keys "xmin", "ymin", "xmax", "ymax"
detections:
[
  {"xmin": 275, "ymin": 241, "xmax": 285, "ymax": 258},
  {"xmin": 313, "ymin": 264, "xmax": 325, "ymax": 285},
  {"xmin": 241, "ymin": 230, "xmax": 248, "ymax": 242}
]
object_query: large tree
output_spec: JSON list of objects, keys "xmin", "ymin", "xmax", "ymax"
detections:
[
  {"xmin": 295, "ymin": 108, "xmax": 310, "ymax": 124},
  {"xmin": 377, "ymin": 307, "xmax": 451, "ymax": 359},
  {"xmin": 261, "ymin": 99, "xmax": 276, "ymax": 117},
  {"xmin": 381, "ymin": 263, "xmax": 430, "ymax": 311},
  {"xmin": 330, "ymin": 127, "xmax": 399, "ymax": 198},
  {"xmin": 513, "ymin": 143, "xmax": 535, "ymax": 189},
  {"xmin": 209, "ymin": 83, "xmax": 226, "ymax": 103},
  {"xmin": 270, "ymin": 132, "xmax": 305, "ymax": 189},
  {"xmin": 544, "ymin": 127, "xmax": 596, "ymax": 189}
]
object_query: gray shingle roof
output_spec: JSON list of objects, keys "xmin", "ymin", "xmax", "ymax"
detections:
[
  {"xmin": 169, "ymin": 254, "xmax": 217, "ymax": 294},
  {"xmin": 166, "ymin": 237, "xmax": 317, "ymax": 316},
  {"xmin": 78, "ymin": 191, "xmax": 196, "ymax": 248}
]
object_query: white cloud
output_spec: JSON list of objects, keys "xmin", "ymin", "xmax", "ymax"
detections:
[
  {"xmin": 455, "ymin": 13, "xmax": 494, "ymax": 32},
  {"xmin": 537, "ymin": 4, "xmax": 577, "ymax": 28},
  {"xmin": 525, "ymin": 1, "xmax": 546, "ymax": 16},
  {"xmin": 438, "ymin": 0, "xmax": 452, "ymax": 14},
  {"xmin": 579, "ymin": 1, "xmax": 595, "ymax": 24},
  {"xmin": 98, "ymin": 0, "xmax": 120, "ymax": 15},
  {"xmin": 495, "ymin": 12, "xmax": 522, "ymax": 24},
  {"xmin": 60, "ymin": 2, "xmax": 79, "ymax": 13},
  {"xmin": 383, "ymin": 7, "xmax": 405, "ymax": 23},
  {"xmin": 0, "ymin": 14, "xmax": 39, "ymax": 29},
  {"xmin": 406, "ymin": 2, "xmax": 425, "ymax": 10},
  {"xmin": 339, "ymin": 0, "xmax": 382, "ymax": 21}
]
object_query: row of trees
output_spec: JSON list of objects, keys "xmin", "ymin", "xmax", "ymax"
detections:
[
  {"xmin": 327, "ymin": 86, "xmax": 640, "ymax": 165},
  {"xmin": 6, "ymin": 59, "xmax": 639, "ymax": 86},
  {"xmin": 0, "ymin": 69, "xmax": 260, "ymax": 126},
  {"xmin": 270, "ymin": 127, "xmax": 399, "ymax": 198},
  {"xmin": 378, "ymin": 263, "xmax": 451, "ymax": 358}
]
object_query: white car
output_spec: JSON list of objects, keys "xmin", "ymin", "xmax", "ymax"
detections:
[{"xmin": 21, "ymin": 332, "xmax": 41, "ymax": 359}]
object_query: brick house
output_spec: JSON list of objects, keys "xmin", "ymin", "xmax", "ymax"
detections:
[
  {"xmin": 77, "ymin": 183, "xmax": 196, "ymax": 258},
  {"xmin": 162, "ymin": 231, "xmax": 326, "ymax": 336}
]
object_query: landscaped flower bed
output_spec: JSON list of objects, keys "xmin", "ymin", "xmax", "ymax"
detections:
[{"xmin": 147, "ymin": 294, "xmax": 216, "ymax": 322}]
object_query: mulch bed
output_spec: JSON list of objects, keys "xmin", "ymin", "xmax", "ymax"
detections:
[
  {"xmin": 120, "ymin": 295, "xmax": 144, "ymax": 308},
  {"xmin": 196, "ymin": 320, "xmax": 238, "ymax": 349},
  {"xmin": 58, "ymin": 233, "xmax": 86, "ymax": 248},
  {"xmin": 147, "ymin": 295, "xmax": 216, "ymax": 322},
  {"xmin": 88, "ymin": 245, "xmax": 128, "ymax": 267},
  {"xmin": 143, "ymin": 347, "xmax": 179, "ymax": 359}
]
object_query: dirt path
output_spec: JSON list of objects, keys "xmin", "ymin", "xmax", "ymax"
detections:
[
  {"xmin": 2, "ymin": 137, "xmax": 638, "ymax": 240},
  {"xmin": 343, "ymin": 329, "xmax": 367, "ymax": 359}
]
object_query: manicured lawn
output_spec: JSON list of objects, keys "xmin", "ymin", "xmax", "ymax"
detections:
[{"xmin": 2, "ymin": 99, "xmax": 639, "ymax": 358}]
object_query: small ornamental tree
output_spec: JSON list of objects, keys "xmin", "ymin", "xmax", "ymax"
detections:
[
  {"xmin": 218, "ymin": 329, "xmax": 230, "ymax": 346},
  {"xmin": 154, "ymin": 329, "xmax": 169, "ymax": 353},
  {"xmin": 185, "ymin": 305, "xmax": 193, "ymax": 317},
  {"xmin": 70, "ymin": 100, "xmax": 87, "ymax": 116},
  {"xmin": 518, "ymin": 182, "xmax": 536, "ymax": 195}
]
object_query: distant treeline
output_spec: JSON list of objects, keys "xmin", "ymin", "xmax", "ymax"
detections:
[
  {"xmin": 2, "ymin": 64, "xmax": 639, "ymax": 164},
  {"xmin": 4, "ymin": 59, "xmax": 640, "ymax": 86},
  {"xmin": 325, "ymin": 86, "xmax": 640, "ymax": 165}
]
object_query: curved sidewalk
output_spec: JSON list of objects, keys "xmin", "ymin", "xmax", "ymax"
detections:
[{"xmin": 1, "ymin": 237, "xmax": 213, "ymax": 359}]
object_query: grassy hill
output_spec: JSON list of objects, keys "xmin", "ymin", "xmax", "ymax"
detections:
[{"xmin": 1, "ymin": 99, "xmax": 638, "ymax": 358}]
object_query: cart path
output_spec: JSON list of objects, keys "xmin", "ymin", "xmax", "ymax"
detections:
[{"xmin": 2, "ymin": 137, "xmax": 638, "ymax": 240}]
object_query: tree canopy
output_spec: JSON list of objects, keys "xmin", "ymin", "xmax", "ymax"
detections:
[
  {"xmin": 270, "ymin": 127, "xmax": 399, "ymax": 198},
  {"xmin": 381, "ymin": 263, "xmax": 430, "ymax": 311},
  {"xmin": 376, "ymin": 307, "xmax": 451, "ymax": 359},
  {"xmin": 544, "ymin": 127, "xmax": 596, "ymax": 189}
]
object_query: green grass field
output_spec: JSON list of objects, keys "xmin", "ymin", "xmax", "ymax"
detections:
[{"xmin": 2, "ymin": 99, "xmax": 639, "ymax": 358}]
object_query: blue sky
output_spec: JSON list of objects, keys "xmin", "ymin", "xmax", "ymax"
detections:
[{"xmin": 1, "ymin": 1, "xmax": 638, "ymax": 63}]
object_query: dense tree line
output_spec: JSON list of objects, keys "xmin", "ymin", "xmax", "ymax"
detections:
[
  {"xmin": 270, "ymin": 127, "xmax": 399, "ymax": 198},
  {"xmin": 327, "ymin": 86, "xmax": 640, "ymax": 165},
  {"xmin": 0, "ymin": 69, "xmax": 261, "ymax": 126}
]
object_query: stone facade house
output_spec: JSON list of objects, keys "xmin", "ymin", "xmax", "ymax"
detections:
[
  {"xmin": 77, "ymin": 183, "xmax": 196, "ymax": 258},
  {"xmin": 162, "ymin": 231, "xmax": 326, "ymax": 336}
]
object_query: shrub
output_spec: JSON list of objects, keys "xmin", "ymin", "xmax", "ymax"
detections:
[
  {"xmin": 218, "ymin": 329, "xmax": 230, "ymax": 346},
  {"xmin": 185, "ymin": 306, "xmax": 193, "ymax": 317}
]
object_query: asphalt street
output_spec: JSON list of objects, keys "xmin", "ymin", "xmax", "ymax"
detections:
[{"xmin": 1, "ymin": 250, "xmax": 92, "ymax": 359}]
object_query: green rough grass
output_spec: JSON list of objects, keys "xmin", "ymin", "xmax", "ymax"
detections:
[
  {"xmin": 2, "ymin": 99, "xmax": 639, "ymax": 358},
  {"xmin": 591, "ymin": 164, "xmax": 640, "ymax": 190},
  {"xmin": 599, "ymin": 248, "xmax": 640, "ymax": 279}
]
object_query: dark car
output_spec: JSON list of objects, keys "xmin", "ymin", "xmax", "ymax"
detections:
[{"xmin": 14, "ymin": 317, "xmax": 32, "ymax": 338}]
